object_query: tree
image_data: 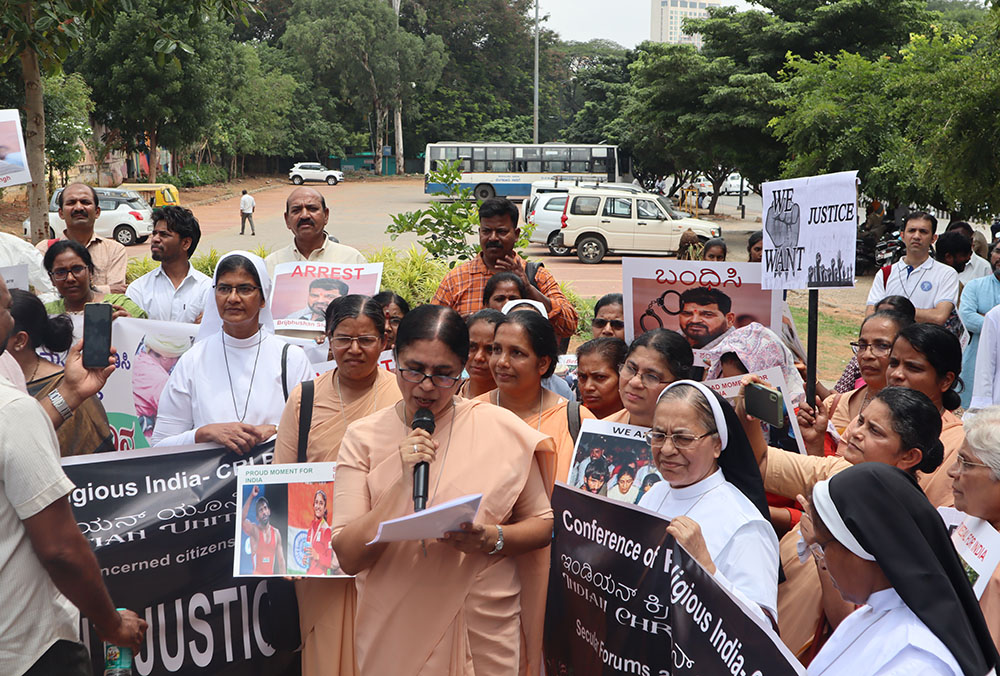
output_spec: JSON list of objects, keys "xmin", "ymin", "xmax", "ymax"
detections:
[
  {"xmin": 76, "ymin": 0, "xmax": 229, "ymax": 183},
  {"xmin": 1, "ymin": 0, "xmax": 255, "ymax": 242},
  {"xmin": 42, "ymin": 72, "xmax": 93, "ymax": 187}
]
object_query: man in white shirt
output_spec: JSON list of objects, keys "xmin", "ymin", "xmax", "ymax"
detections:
[
  {"xmin": 239, "ymin": 189, "xmax": 256, "ymax": 235},
  {"xmin": 126, "ymin": 206, "xmax": 211, "ymax": 323},
  {"xmin": 944, "ymin": 220, "xmax": 992, "ymax": 284},
  {"xmin": 866, "ymin": 211, "xmax": 958, "ymax": 325},
  {"xmin": 264, "ymin": 187, "xmax": 365, "ymax": 278},
  {"xmin": 936, "ymin": 229, "xmax": 990, "ymax": 287},
  {"xmin": 0, "ymin": 278, "xmax": 147, "ymax": 673}
]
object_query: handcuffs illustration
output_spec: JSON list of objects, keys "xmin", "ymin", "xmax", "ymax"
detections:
[{"xmin": 639, "ymin": 289, "xmax": 682, "ymax": 332}]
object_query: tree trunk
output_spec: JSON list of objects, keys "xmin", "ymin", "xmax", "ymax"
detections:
[
  {"xmin": 394, "ymin": 100, "xmax": 403, "ymax": 175},
  {"xmin": 20, "ymin": 45, "xmax": 48, "ymax": 243},
  {"xmin": 148, "ymin": 130, "xmax": 159, "ymax": 183}
]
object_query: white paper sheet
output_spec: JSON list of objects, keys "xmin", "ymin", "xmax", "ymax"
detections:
[{"xmin": 366, "ymin": 493, "xmax": 483, "ymax": 545}]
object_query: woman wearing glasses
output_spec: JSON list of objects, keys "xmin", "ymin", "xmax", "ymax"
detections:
[
  {"xmin": 152, "ymin": 251, "xmax": 312, "ymax": 450},
  {"xmin": 275, "ymin": 295, "xmax": 400, "ymax": 676},
  {"xmin": 331, "ymin": 304, "xmax": 556, "ymax": 676},
  {"xmin": 801, "ymin": 463, "xmax": 998, "ymax": 676},
  {"xmin": 372, "ymin": 291, "xmax": 409, "ymax": 351},
  {"xmin": 43, "ymin": 240, "xmax": 145, "ymax": 318},
  {"xmin": 606, "ymin": 329, "xmax": 693, "ymax": 427},
  {"xmin": 639, "ymin": 380, "xmax": 779, "ymax": 625},
  {"xmin": 479, "ymin": 309, "xmax": 595, "ymax": 482},
  {"xmin": 946, "ymin": 407, "xmax": 1000, "ymax": 652},
  {"xmin": 591, "ymin": 292, "xmax": 626, "ymax": 340}
]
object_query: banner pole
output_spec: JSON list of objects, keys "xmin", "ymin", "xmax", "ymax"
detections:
[{"xmin": 806, "ymin": 289, "xmax": 819, "ymax": 406}]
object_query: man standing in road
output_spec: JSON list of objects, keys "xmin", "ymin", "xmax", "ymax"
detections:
[
  {"xmin": 126, "ymin": 205, "xmax": 211, "ymax": 323},
  {"xmin": 264, "ymin": 187, "xmax": 366, "ymax": 278},
  {"xmin": 239, "ymin": 189, "xmax": 256, "ymax": 236},
  {"xmin": 35, "ymin": 182, "xmax": 127, "ymax": 293},
  {"xmin": 0, "ymin": 277, "xmax": 148, "ymax": 674},
  {"xmin": 866, "ymin": 211, "xmax": 958, "ymax": 326},
  {"xmin": 432, "ymin": 197, "xmax": 579, "ymax": 340},
  {"xmin": 677, "ymin": 287, "xmax": 735, "ymax": 349}
]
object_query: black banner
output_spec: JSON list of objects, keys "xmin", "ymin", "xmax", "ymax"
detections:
[
  {"xmin": 62, "ymin": 442, "xmax": 299, "ymax": 676},
  {"xmin": 544, "ymin": 484, "xmax": 802, "ymax": 676}
]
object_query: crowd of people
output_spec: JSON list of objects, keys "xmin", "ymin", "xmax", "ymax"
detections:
[{"xmin": 0, "ymin": 182, "xmax": 998, "ymax": 676}]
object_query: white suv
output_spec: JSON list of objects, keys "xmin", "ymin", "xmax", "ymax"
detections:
[
  {"xmin": 21, "ymin": 187, "xmax": 153, "ymax": 246},
  {"xmin": 554, "ymin": 189, "xmax": 721, "ymax": 263},
  {"xmin": 289, "ymin": 162, "xmax": 344, "ymax": 186}
]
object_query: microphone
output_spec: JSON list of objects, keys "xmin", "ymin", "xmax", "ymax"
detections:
[{"xmin": 411, "ymin": 408, "xmax": 435, "ymax": 511}]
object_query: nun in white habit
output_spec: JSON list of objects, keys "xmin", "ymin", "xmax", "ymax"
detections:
[
  {"xmin": 637, "ymin": 380, "xmax": 780, "ymax": 625},
  {"xmin": 152, "ymin": 251, "xmax": 312, "ymax": 451},
  {"xmin": 804, "ymin": 463, "xmax": 998, "ymax": 676}
]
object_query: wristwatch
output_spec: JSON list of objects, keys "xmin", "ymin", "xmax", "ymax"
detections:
[
  {"xmin": 48, "ymin": 389, "xmax": 73, "ymax": 421},
  {"xmin": 488, "ymin": 525, "xmax": 504, "ymax": 555}
]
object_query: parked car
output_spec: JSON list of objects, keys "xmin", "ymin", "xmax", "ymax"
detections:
[
  {"xmin": 527, "ymin": 193, "xmax": 571, "ymax": 255},
  {"xmin": 524, "ymin": 178, "xmax": 647, "ymax": 225},
  {"xmin": 288, "ymin": 162, "xmax": 344, "ymax": 185},
  {"xmin": 22, "ymin": 187, "xmax": 154, "ymax": 246},
  {"xmin": 722, "ymin": 173, "xmax": 750, "ymax": 196},
  {"xmin": 553, "ymin": 188, "xmax": 721, "ymax": 264}
]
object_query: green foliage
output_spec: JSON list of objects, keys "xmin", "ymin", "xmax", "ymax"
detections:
[
  {"xmin": 191, "ymin": 247, "xmax": 221, "ymax": 277},
  {"xmin": 176, "ymin": 164, "xmax": 229, "ymax": 187},
  {"xmin": 42, "ymin": 72, "xmax": 94, "ymax": 177},
  {"xmin": 248, "ymin": 244, "xmax": 273, "ymax": 259},
  {"xmin": 128, "ymin": 244, "xmax": 230, "ymax": 284},
  {"xmin": 478, "ymin": 116, "xmax": 533, "ymax": 143},
  {"xmin": 126, "ymin": 256, "xmax": 159, "ymax": 285},
  {"xmin": 365, "ymin": 245, "xmax": 450, "ymax": 308},
  {"xmin": 386, "ymin": 160, "xmax": 480, "ymax": 267},
  {"xmin": 559, "ymin": 281, "xmax": 593, "ymax": 337}
]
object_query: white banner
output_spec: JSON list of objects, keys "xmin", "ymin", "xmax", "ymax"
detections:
[
  {"xmin": 0, "ymin": 110, "xmax": 32, "ymax": 187},
  {"xmin": 1, "ymin": 263, "xmax": 28, "ymax": 291},
  {"xmin": 269, "ymin": 261, "xmax": 383, "ymax": 332},
  {"xmin": 761, "ymin": 170, "xmax": 859, "ymax": 290},
  {"xmin": 952, "ymin": 515, "xmax": 1000, "ymax": 599}
]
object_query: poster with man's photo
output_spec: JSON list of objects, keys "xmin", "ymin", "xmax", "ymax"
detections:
[
  {"xmin": 269, "ymin": 261, "xmax": 383, "ymax": 332},
  {"xmin": 234, "ymin": 462, "xmax": 348, "ymax": 578},
  {"xmin": 566, "ymin": 419, "xmax": 661, "ymax": 503},
  {"xmin": 0, "ymin": 109, "xmax": 31, "ymax": 187},
  {"xmin": 761, "ymin": 170, "xmax": 858, "ymax": 290},
  {"xmin": 622, "ymin": 259, "xmax": 781, "ymax": 344}
]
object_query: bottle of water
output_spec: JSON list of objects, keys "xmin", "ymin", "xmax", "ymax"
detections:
[{"xmin": 103, "ymin": 609, "xmax": 134, "ymax": 676}]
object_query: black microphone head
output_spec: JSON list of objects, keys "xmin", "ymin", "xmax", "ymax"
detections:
[{"xmin": 411, "ymin": 407, "xmax": 435, "ymax": 434}]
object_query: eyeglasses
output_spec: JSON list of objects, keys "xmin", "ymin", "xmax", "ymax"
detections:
[
  {"xmin": 954, "ymin": 455, "xmax": 993, "ymax": 473},
  {"xmin": 331, "ymin": 335, "xmax": 381, "ymax": 349},
  {"xmin": 50, "ymin": 265, "xmax": 88, "ymax": 281},
  {"xmin": 592, "ymin": 318, "xmax": 625, "ymax": 330},
  {"xmin": 807, "ymin": 536, "xmax": 836, "ymax": 565},
  {"xmin": 620, "ymin": 361, "xmax": 669, "ymax": 389},
  {"xmin": 643, "ymin": 430, "xmax": 714, "ymax": 450},
  {"xmin": 214, "ymin": 284, "xmax": 261, "ymax": 297},
  {"xmin": 398, "ymin": 368, "xmax": 462, "ymax": 388},
  {"xmin": 850, "ymin": 341, "xmax": 893, "ymax": 357}
]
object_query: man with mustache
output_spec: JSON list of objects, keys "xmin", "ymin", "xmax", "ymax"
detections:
[
  {"xmin": 677, "ymin": 286, "xmax": 735, "ymax": 349},
  {"xmin": 264, "ymin": 187, "xmax": 366, "ymax": 279},
  {"xmin": 35, "ymin": 183, "xmax": 127, "ymax": 293},
  {"xmin": 286, "ymin": 278, "xmax": 348, "ymax": 321},
  {"xmin": 431, "ymin": 197, "xmax": 578, "ymax": 339},
  {"xmin": 126, "ymin": 205, "xmax": 210, "ymax": 322}
]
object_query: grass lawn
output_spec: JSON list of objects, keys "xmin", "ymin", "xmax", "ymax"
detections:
[{"xmin": 788, "ymin": 305, "xmax": 860, "ymax": 383}]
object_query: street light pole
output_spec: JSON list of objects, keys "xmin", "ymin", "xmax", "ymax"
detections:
[{"xmin": 533, "ymin": 0, "xmax": 539, "ymax": 143}]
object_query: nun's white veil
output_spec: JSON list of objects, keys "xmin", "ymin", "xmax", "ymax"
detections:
[{"xmin": 196, "ymin": 250, "xmax": 274, "ymax": 341}]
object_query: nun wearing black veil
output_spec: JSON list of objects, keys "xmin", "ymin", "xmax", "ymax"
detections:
[
  {"xmin": 804, "ymin": 463, "xmax": 999, "ymax": 676},
  {"xmin": 637, "ymin": 380, "xmax": 779, "ymax": 625}
]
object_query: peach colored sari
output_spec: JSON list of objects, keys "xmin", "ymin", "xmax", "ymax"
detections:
[
  {"xmin": 333, "ymin": 398, "xmax": 556, "ymax": 676},
  {"xmin": 274, "ymin": 369, "xmax": 401, "ymax": 676}
]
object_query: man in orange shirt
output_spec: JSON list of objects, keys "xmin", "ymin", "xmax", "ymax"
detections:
[
  {"xmin": 432, "ymin": 197, "xmax": 578, "ymax": 339},
  {"xmin": 242, "ymin": 485, "xmax": 286, "ymax": 575}
]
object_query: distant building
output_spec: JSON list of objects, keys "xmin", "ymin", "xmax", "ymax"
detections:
[{"xmin": 650, "ymin": 0, "xmax": 724, "ymax": 48}]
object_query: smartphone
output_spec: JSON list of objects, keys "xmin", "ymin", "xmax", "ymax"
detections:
[
  {"xmin": 688, "ymin": 365, "xmax": 706, "ymax": 382},
  {"xmin": 82, "ymin": 303, "xmax": 113, "ymax": 369},
  {"xmin": 744, "ymin": 382, "xmax": 784, "ymax": 427}
]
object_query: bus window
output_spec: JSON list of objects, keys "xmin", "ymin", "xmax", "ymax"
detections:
[
  {"xmin": 526, "ymin": 161, "xmax": 541, "ymax": 172},
  {"xmin": 472, "ymin": 160, "xmax": 486, "ymax": 172},
  {"xmin": 458, "ymin": 147, "xmax": 472, "ymax": 158},
  {"xmin": 522, "ymin": 147, "xmax": 541, "ymax": 160},
  {"xmin": 431, "ymin": 147, "xmax": 445, "ymax": 159},
  {"xmin": 544, "ymin": 161, "xmax": 568, "ymax": 172},
  {"xmin": 488, "ymin": 160, "xmax": 513, "ymax": 172},
  {"xmin": 570, "ymin": 161, "xmax": 589, "ymax": 173},
  {"xmin": 487, "ymin": 147, "xmax": 514, "ymax": 160},
  {"xmin": 571, "ymin": 148, "xmax": 590, "ymax": 161},
  {"xmin": 473, "ymin": 147, "xmax": 486, "ymax": 159},
  {"xmin": 461, "ymin": 159, "xmax": 472, "ymax": 171},
  {"xmin": 592, "ymin": 156, "xmax": 609, "ymax": 174},
  {"xmin": 444, "ymin": 147, "xmax": 458, "ymax": 159}
]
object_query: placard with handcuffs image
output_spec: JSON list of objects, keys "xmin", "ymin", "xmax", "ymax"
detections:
[{"xmin": 621, "ymin": 259, "xmax": 782, "ymax": 344}]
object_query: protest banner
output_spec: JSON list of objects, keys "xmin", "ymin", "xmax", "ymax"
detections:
[
  {"xmin": 703, "ymin": 366, "xmax": 806, "ymax": 454},
  {"xmin": 567, "ymin": 419, "xmax": 655, "ymax": 499},
  {"xmin": 0, "ymin": 110, "xmax": 32, "ymax": 187},
  {"xmin": 61, "ymin": 442, "xmax": 298, "ymax": 675},
  {"xmin": 269, "ymin": 261, "xmax": 383, "ymax": 332},
  {"xmin": 235, "ymin": 463, "xmax": 348, "ymax": 578},
  {"xmin": 622, "ymin": 259, "xmax": 781, "ymax": 344},
  {"xmin": 952, "ymin": 516, "xmax": 1000, "ymax": 600},
  {"xmin": 544, "ymin": 484, "xmax": 803, "ymax": 676},
  {"xmin": 761, "ymin": 171, "xmax": 858, "ymax": 291},
  {"xmin": 1, "ymin": 263, "xmax": 28, "ymax": 291}
]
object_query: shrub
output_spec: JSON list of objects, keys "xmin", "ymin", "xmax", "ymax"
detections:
[
  {"xmin": 365, "ymin": 245, "xmax": 450, "ymax": 308},
  {"xmin": 560, "ymin": 281, "xmax": 594, "ymax": 337},
  {"xmin": 191, "ymin": 247, "xmax": 221, "ymax": 277},
  {"xmin": 126, "ymin": 256, "xmax": 159, "ymax": 284}
]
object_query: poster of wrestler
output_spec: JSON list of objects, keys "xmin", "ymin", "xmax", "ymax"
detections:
[
  {"xmin": 270, "ymin": 261, "xmax": 383, "ymax": 332},
  {"xmin": 622, "ymin": 258, "xmax": 782, "ymax": 345}
]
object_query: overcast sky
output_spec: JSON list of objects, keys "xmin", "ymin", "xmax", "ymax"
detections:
[{"xmin": 539, "ymin": 0, "xmax": 751, "ymax": 48}]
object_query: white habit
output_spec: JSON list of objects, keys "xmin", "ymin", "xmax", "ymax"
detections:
[
  {"xmin": 638, "ymin": 468, "xmax": 779, "ymax": 623},
  {"xmin": 152, "ymin": 329, "xmax": 312, "ymax": 446},
  {"xmin": 806, "ymin": 588, "xmax": 962, "ymax": 676}
]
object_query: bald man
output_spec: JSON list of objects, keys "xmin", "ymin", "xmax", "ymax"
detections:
[{"xmin": 264, "ymin": 187, "xmax": 366, "ymax": 277}]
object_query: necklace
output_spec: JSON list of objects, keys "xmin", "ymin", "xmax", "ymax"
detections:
[
  {"xmin": 495, "ymin": 388, "xmax": 543, "ymax": 431},
  {"xmin": 858, "ymin": 387, "xmax": 874, "ymax": 414},
  {"xmin": 335, "ymin": 371, "xmax": 378, "ymax": 426},
  {"xmin": 222, "ymin": 331, "xmax": 263, "ymax": 422},
  {"xmin": 29, "ymin": 357, "xmax": 41, "ymax": 383}
]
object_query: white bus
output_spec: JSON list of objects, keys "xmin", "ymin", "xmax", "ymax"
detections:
[{"xmin": 423, "ymin": 142, "xmax": 629, "ymax": 200}]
